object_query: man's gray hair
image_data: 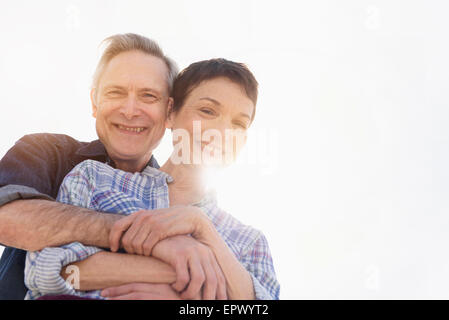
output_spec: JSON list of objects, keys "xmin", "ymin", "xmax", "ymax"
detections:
[{"xmin": 92, "ymin": 33, "xmax": 178, "ymax": 95}]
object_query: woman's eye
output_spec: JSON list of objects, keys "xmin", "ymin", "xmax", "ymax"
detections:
[
  {"xmin": 200, "ymin": 108, "xmax": 216, "ymax": 116},
  {"xmin": 234, "ymin": 122, "xmax": 248, "ymax": 129}
]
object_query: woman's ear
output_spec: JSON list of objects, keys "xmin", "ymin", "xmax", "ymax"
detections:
[
  {"xmin": 90, "ymin": 88, "xmax": 98, "ymax": 118},
  {"xmin": 165, "ymin": 97, "xmax": 175, "ymax": 129}
]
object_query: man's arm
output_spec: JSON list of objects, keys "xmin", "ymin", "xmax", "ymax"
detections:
[
  {"xmin": 0, "ymin": 134, "xmax": 117, "ymax": 250},
  {"xmin": 0, "ymin": 198, "xmax": 121, "ymax": 251}
]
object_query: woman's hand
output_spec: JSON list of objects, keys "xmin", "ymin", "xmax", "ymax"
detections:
[
  {"xmin": 152, "ymin": 235, "xmax": 227, "ymax": 300},
  {"xmin": 101, "ymin": 283, "xmax": 185, "ymax": 300},
  {"xmin": 108, "ymin": 205, "xmax": 257, "ymax": 300},
  {"xmin": 108, "ymin": 206, "xmax": 225, "ymax": 299},
  {"xmin": 109, "ymin": 206, "xmax": 213, "ymax": 255}
]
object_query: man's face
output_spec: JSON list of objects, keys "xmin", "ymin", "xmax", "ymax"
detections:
[{"xmin": 92, "ymin": 50, "xmax": 171, "ymax": 166}]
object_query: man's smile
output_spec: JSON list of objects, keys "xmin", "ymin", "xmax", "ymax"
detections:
[{"xmin": 113, "ymin": 123, "xmax": 148, "ymax": 135}]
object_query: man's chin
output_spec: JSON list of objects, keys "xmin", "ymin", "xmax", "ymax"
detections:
[{"xmin": 109, "ymin": 147, "xmax": 147, "ymax": 162}]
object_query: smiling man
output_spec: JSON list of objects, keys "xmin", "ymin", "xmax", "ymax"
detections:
[
  {"xmin": 91, "ymin": 49, "xmax": 171, "ymax": 173},
  {"xmin": 0, "ymin": 33, "xmax": 225, "ymax": 299}
]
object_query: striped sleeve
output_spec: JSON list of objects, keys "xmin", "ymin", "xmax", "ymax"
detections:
[
  {"xmin": 239, "ymin": 231, "xmax": 281, "ymax": 300},
  {"xmin": 24, "ymin": 160, "xmax": 104, "ymax": 299},
  {"xmin": 56, "ymin": 160, "xmax": 97, "ymax": 207},
  {"xmin": 24, "ymin": 242, "xmax": 103, "ymax": 299}
]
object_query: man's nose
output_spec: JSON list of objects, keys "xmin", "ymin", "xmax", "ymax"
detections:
[{"xmin": 120, "ymin": 95, "xmax": 140, "ymax": 120}]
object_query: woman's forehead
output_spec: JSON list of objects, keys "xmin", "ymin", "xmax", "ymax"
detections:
[{"xmin": 185, "ymin": 78, "xmax": 254, "ymax": 114}]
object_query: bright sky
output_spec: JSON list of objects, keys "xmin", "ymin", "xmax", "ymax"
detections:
[{"xmin": 1, "ymin": 0, "xmax": 449, "ymax": 299}]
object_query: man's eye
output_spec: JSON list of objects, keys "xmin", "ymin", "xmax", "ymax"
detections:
[
  {"xmin": 107, "ymin": 91, "xmax": 124, "ymax": 96},
  {"xmin": 141, "ymin": 93, "xmax": 158, "ymax": 103}
]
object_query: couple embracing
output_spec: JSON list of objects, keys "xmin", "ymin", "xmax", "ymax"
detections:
[{"xmin": 0, "ymin": 33, "xmax": 280, "ymax": 300}]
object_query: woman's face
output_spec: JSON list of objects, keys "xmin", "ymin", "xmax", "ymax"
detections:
[{"xmin": 167, "ymin": 77, "xmax": 255, "ymax": 167}]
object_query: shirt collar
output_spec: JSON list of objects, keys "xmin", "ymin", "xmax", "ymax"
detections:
[
  {"xmin": 142, "ymin": 165, "xmax": 172, "ymax": 182},
  {"xmin": 75, "ymin": 139, "xmax": 159, "ymax": 171},
  {"xmin": 193, "ymin": 189, "xmax": 219, "ymax": 218}
]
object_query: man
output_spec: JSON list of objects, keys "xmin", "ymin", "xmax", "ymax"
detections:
[{"xmin": 0, "ymin": 33, "xmax": 225, "ymax": 299}]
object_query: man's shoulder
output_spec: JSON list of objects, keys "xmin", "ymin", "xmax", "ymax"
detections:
[
  {"xmin": 13, "ymin": 133, "xmax": 92, "ymax": 158},
  {"xmin": 17, "ymin": 133, "xmax": 86, "ymax": 148}
]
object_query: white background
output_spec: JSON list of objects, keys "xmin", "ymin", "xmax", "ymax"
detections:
[{"xmin": 1, "ymin": 0, "xmax": 449, "ymax": 299}]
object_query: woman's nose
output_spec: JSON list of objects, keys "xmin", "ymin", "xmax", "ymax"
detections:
[
  {"xmin": 211, "ymin": 118, "xmax": 231, "ymax": 134},
  {"xmin": 216, "ymin": 121, "xmax": 234, "ymax": 146}
]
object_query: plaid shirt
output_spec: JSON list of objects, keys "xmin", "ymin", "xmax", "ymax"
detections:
[{"xmin": 24, "ymin": 159, "xmax": 280, "ymax": 300}]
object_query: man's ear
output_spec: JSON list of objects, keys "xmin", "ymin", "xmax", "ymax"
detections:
[
  {"xmin": 165, "ymin": 97, "xmax": 175, "ymax": 129},
  {"xmin": 90, "ymin": 88, "xmax": 98, "ymax": 118}
]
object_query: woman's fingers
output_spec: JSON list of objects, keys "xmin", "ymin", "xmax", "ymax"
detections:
[
  {"xmin": 172, "ymin": 257, "xmax": 191, "ymax": 292},
  {"xmin": 101, "ymin": 283, "xmax": 149, "ymax": 297},
  {"xmin": 200, "ymin": 254, "xmax": 218, "ymax": 300},
  {"xmin": 180, "ymin": 257, "xmax": 205, "ymax": 300},
  {"xmin": 210, "ymin": 251, "xmax": 227, "ymax": 300},
  {"xmin": 102, "ymin": 283, "xmax": 181, "ymax": 300}
]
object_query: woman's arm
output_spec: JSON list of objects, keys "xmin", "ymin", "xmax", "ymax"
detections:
[
  {"xmin": 182, "ymin": 224, "xmax": 279, "ymax": 300},
  {"xmin": 108, "ymin": 206, "xmax": 280, "ymax": 299},
  {"xmin": 61, "ymin": 251, "xmax": 176, "ymax": 291},
  {"xmin": 25, "ymin": 241, "xmax": 176, "ymax": 298},
  {"xmin": 200, "ymin": 224, "xmax": 256, "ymax": 300}
]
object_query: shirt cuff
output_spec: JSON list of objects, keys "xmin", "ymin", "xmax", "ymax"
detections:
[
  {"xmin": 24, "ymin": 242, "xmax": 103, "ymax": 299},
  {"xmin": 250, "ymin": 273, "xmax": 275, "ymax": 300},
  {"xmin": 0, "ymin": 184, "xmax": 54, "ymax": 207}
]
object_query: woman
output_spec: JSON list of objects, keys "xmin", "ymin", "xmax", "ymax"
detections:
[{"xmin": 24, "ymin": 58, "xmax": 280, "ymax": 300}]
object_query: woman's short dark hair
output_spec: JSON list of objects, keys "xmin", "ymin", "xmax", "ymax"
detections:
[{"xmin": 172, "ymin": 58, "xmax": 258, "ymax": 123}]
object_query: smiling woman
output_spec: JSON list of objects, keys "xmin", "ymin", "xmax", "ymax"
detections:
[{"xmin": 167, "ymin": 77, "xmax": 254, "ymax": 167}]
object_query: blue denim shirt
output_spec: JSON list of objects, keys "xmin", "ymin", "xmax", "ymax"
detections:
[{"xmin": 0, "ymin": 133, "xmax": 158, "ymax": 299}]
